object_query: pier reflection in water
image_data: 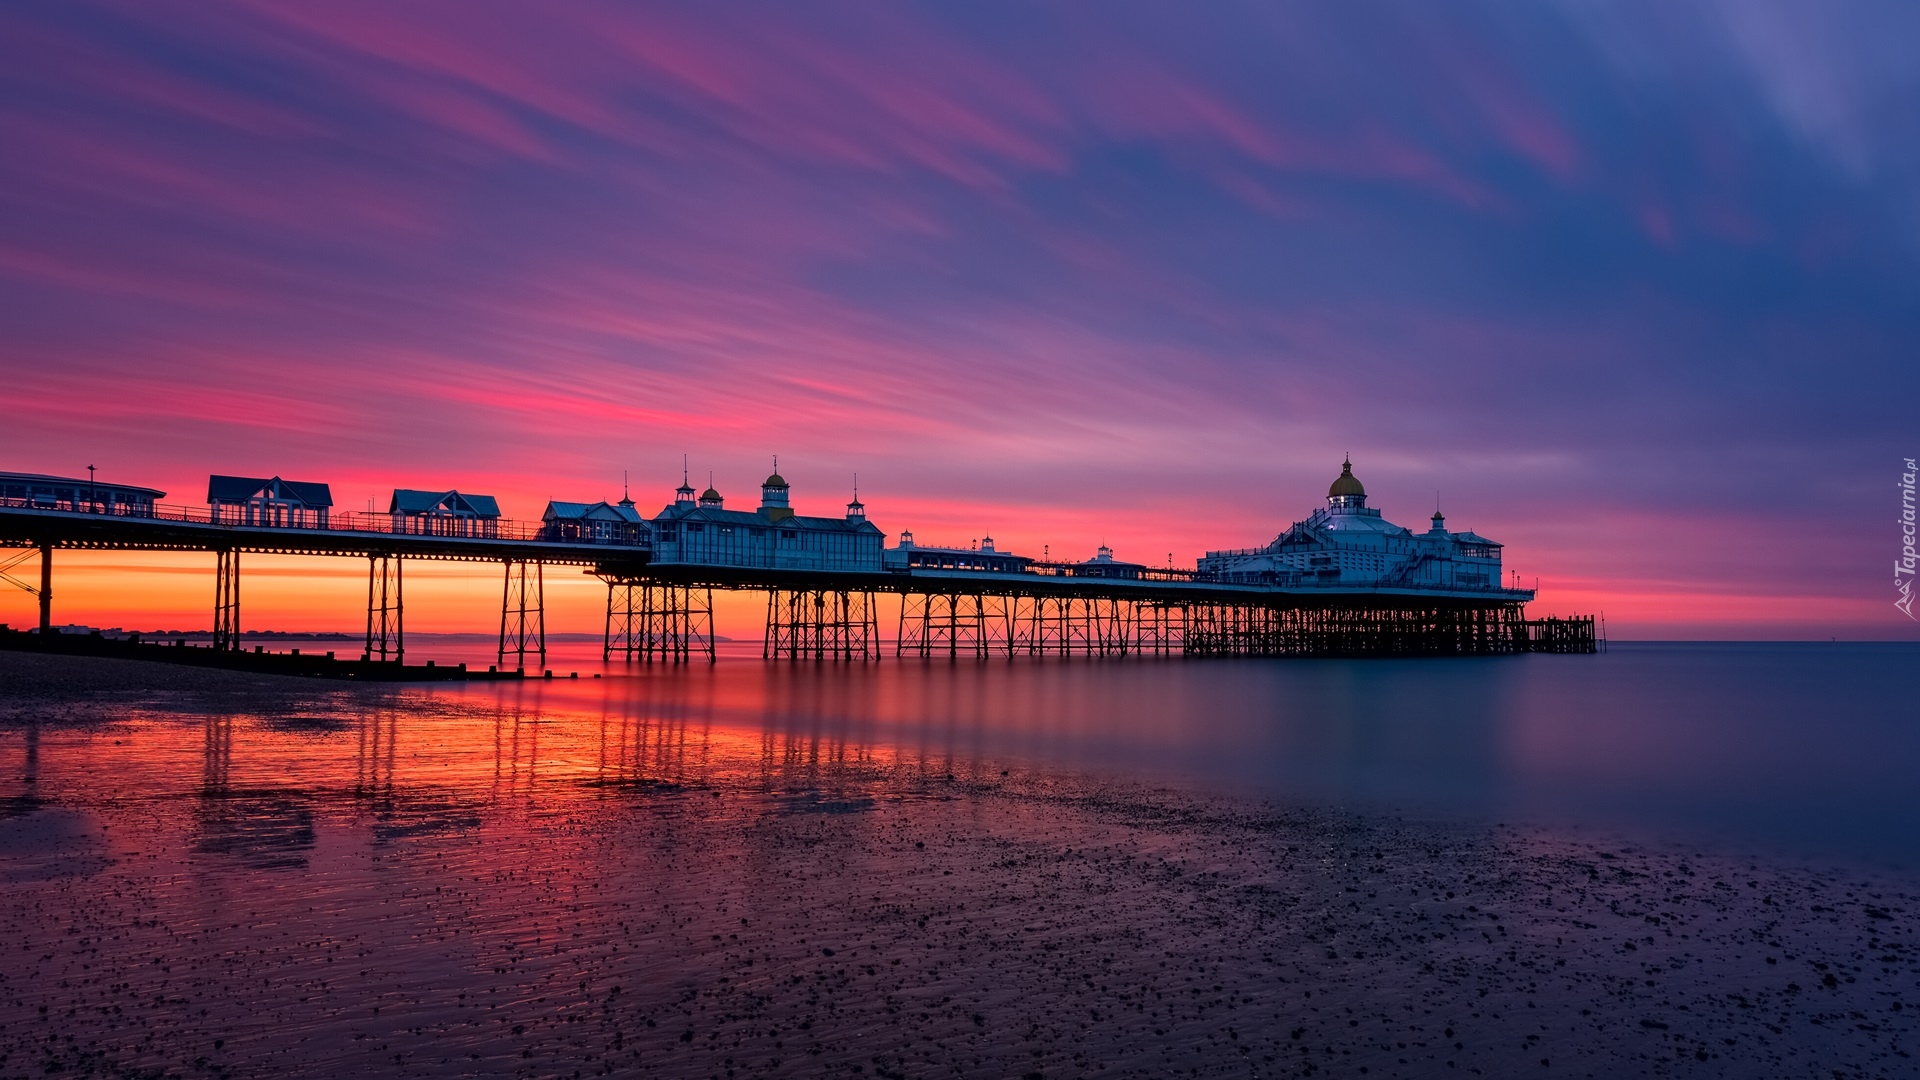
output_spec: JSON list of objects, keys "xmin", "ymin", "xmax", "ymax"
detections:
[
  {"xmin": 0, "ymin": 644, "xmax": 1911, "ymax": 858},
  {"xmin": 1, "ymin": 644, "xmax": 1919, "ymax": 1078},
  {"xmin": 1, "ymin": 644, "xmax": 1917, "ymax": 864}
]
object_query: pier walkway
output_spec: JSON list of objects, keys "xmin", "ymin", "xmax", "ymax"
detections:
[{"xmin": 1, "ymin": 500, "xmax": 1595, "ymax": 669}]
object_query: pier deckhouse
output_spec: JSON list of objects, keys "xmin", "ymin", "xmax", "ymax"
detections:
[
  {"xmin": 389, "ymin": 489, "xmax": 502, "ymax": 538},
  {"xmin": 1070, "ymin": 544, "xmax": 1147, "ymax": 579},
  {"xmin": 207, "ymin": 475, "xmax": 332, "ymax": 528},
  {"xmin": 648, "ymin": 464, "xmax": 883, "ymax": 571},
  {"xmin": 1198, "ymin": 457, "xmax": 1506, "ymax": 591},
  {"xmin": 540, "ymin": 491, "xmax": 648, "ymax": 545},
  {"xmin": 882, "ymin": 532, "xmax": 1034, "ymax": 574},
  {"xmin": 1, "ymin": 471, "xmax": 165, "ymax": 516}
]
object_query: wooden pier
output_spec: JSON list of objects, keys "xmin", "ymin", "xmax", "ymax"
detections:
[{"xmin": 4, "ymin": 502, "xmax": 1599, "ymax": 667}]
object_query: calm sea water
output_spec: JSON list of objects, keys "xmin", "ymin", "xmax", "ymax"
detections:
[
  {"xmin": 5, "ymin": 642, "xmax": 1919, "ymax": 1077},
  {"xmin": 433, "ymin": 640, "xmax": 1920, "ymax": 867},
  {"xmin": 20, "ymin": 640, "xmax": 1915, "ymax": 867}
]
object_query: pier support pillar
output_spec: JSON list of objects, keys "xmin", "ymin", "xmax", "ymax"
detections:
[
  {"xmin": 896, "ymin": 591, "xmax": 1002, "ymax": 658},
  {"xmin": 605, "ymin": 579, "xmax": 638, "ymax": 661},
  {"xmin": 364, "ymin": 553, "xmax": 403, "ymax": 662},
  {"xmin": 600, "ymin": 577, "xmax": 712, "ymax": 664},
  {"xmin": 499, "ymin": 559, "xmax": 545, "ymax": 672},
  {"xmin": 38, "ymin": 542, "xmax": 51, "ymax": 634},
  {"xmin": 212, "ymin": 549, "xmax": 240, "ymax": 651},
  {"xmin": 765, "ymin": 587, "xmax": 880, "ymax": 660}
]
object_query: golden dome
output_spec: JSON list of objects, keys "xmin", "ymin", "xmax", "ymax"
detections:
[{"xmin": 1328, "ymin": 456, "xmax": 1366, "ymax": 498}]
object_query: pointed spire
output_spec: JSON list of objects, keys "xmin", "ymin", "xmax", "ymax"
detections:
[
  {"xmin": 846, "ymin": 472, "xmax": 865, "ymax": 519},
  {"xmin": 674, "ymin": 456, "xmax": 696, "ymax": 504}
]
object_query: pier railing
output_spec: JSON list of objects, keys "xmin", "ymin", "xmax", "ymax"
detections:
[{"xmin": 0, "ymin": 496, "xmax": 647, "ymax": 547}]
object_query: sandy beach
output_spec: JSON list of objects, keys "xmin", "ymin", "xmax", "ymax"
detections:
[{"xmin": 0, "ymin": 653, "xmax": 1916, "ymax": 1078}]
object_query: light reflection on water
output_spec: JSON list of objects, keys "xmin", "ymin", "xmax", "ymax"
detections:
[
  {"xmin": 4, "ymin": 643, "xmax": 1920, "ymax": 1078},
  {"xmin": 7, "ymin": 641, "xmax": 1917, "ymax": 866}
]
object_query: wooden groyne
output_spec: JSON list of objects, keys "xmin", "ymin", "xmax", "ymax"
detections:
[{"xmin": 0, "ymin": 627, "xmax": 523, "ymax": 681}]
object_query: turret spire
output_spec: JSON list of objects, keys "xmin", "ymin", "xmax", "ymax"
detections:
[
  {"xmin": 846, "ymin": 472, "xmax": 866, "ymax": 522},
  {"xmin": 673, "ymin": 456, "xmax": 696, "ymax": 504}
]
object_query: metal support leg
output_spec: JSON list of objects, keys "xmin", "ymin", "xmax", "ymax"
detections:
[
  {"xmin": 212, "ymin": 549, "xmax": 240, "ymax": 651},
  {"xmin": 605, "ymin": 579, "xmax": 638, "ymax": 661},
  {"xmin": 766, "ymin": 588, "xmax": 880, "ymax": 661},
  {"xmin": 499, "ymin": 559, "xmax": 546, "ymax": 671},
  {"xmin": 364, "ymin": 553, "xmax": 403, "ymax": 662},
  {"xmin": 678, "ymin": 584, "xmax": 714, "ymax": 664},
  {"xmin": 38, "ymin": 543, "xmax": 51, "ymax": 633}
]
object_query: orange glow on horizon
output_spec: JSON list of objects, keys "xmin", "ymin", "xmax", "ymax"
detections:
[{"xmin": 0, "ymin": 547, "xmax": 1894, "ymax": 642}]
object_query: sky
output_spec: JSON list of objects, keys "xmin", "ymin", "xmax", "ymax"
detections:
[{"xmin": 2, "ymin": 1, "xmax": 1917, "ymax": 639}]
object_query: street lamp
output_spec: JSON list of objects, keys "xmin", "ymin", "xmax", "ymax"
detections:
[{"xmin": 87, "ymin": 465, "xmax": 96, "ymax": 513}]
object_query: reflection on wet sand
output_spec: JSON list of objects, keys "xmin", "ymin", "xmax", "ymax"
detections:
[
  {"xmin": 195, "ymin": 715, "xmax": 316, "ymax": 870},
  {"xmin": 2, "ymin": 649, "xmax": 1920, "ymax": 1078}
]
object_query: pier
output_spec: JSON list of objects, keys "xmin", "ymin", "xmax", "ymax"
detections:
[{"xmin": 1, "ymin": 462, "xmax": 1599, "ymax": 669}]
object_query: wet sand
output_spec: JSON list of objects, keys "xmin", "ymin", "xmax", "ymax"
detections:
[{"xmin": 0, "ymin": 653, "xmax": 1916, "ymax": 1078}]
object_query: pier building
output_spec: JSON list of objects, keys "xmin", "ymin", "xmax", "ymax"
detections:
[
  {"xmin": 1072, "ymin": 544, "xmax": 1148, "ymax": 580},
  {"xmin": 540, "ymin": 495, "xmax": 648, "ymax": 546},
  {"xmin": 1198, "ymin": 458, "xmax": 1507, "ymax": 592},
  {"xmin": 648, "ymin": 466, "xmax": 883, "ymax": 572},
  {"xmin": 208, "ymin": 475, "xmax": 332, "ymax": 528},
  {"xmin": 2, "ymin": 454, "xmax": 1595, "ymax": 665},
  {"xmin": 389, "ymin": 489, "xmax": 502, "ymax": 538},
  {"xmin": 1, "ymin": 471, "xmax": 164, "ymax": 517},
  {"xmin": 882, "ymin": 532, "xmax": 1035, "ymax": 574}
]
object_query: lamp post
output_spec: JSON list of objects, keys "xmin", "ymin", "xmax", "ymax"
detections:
[{"xmin": 87, "ymin": 464, "xmax": 96, "ymax": 513}]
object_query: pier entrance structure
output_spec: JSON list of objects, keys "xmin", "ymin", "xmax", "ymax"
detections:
[
  {"xmin": 1, "ymin": 474, "xmax": 650, "ymax": 666},
  {"xmin": 1, "ymin": 458, "xmax": 1596, "ymax": 663}
]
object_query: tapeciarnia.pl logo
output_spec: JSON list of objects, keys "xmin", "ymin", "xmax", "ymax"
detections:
[{"xmin": 1899, "ymin": 457, "xmax": 1917, "ymax": 619}]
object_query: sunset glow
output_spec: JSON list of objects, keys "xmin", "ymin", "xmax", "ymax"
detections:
[{"xmin": 3, "ymin": 3, "xmax": 1914, "ymax": 639}]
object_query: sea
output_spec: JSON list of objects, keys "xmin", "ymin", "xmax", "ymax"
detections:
[{"xmin": 1, "ymin": 641, "xmax": 1916, "ymax": 1077}]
